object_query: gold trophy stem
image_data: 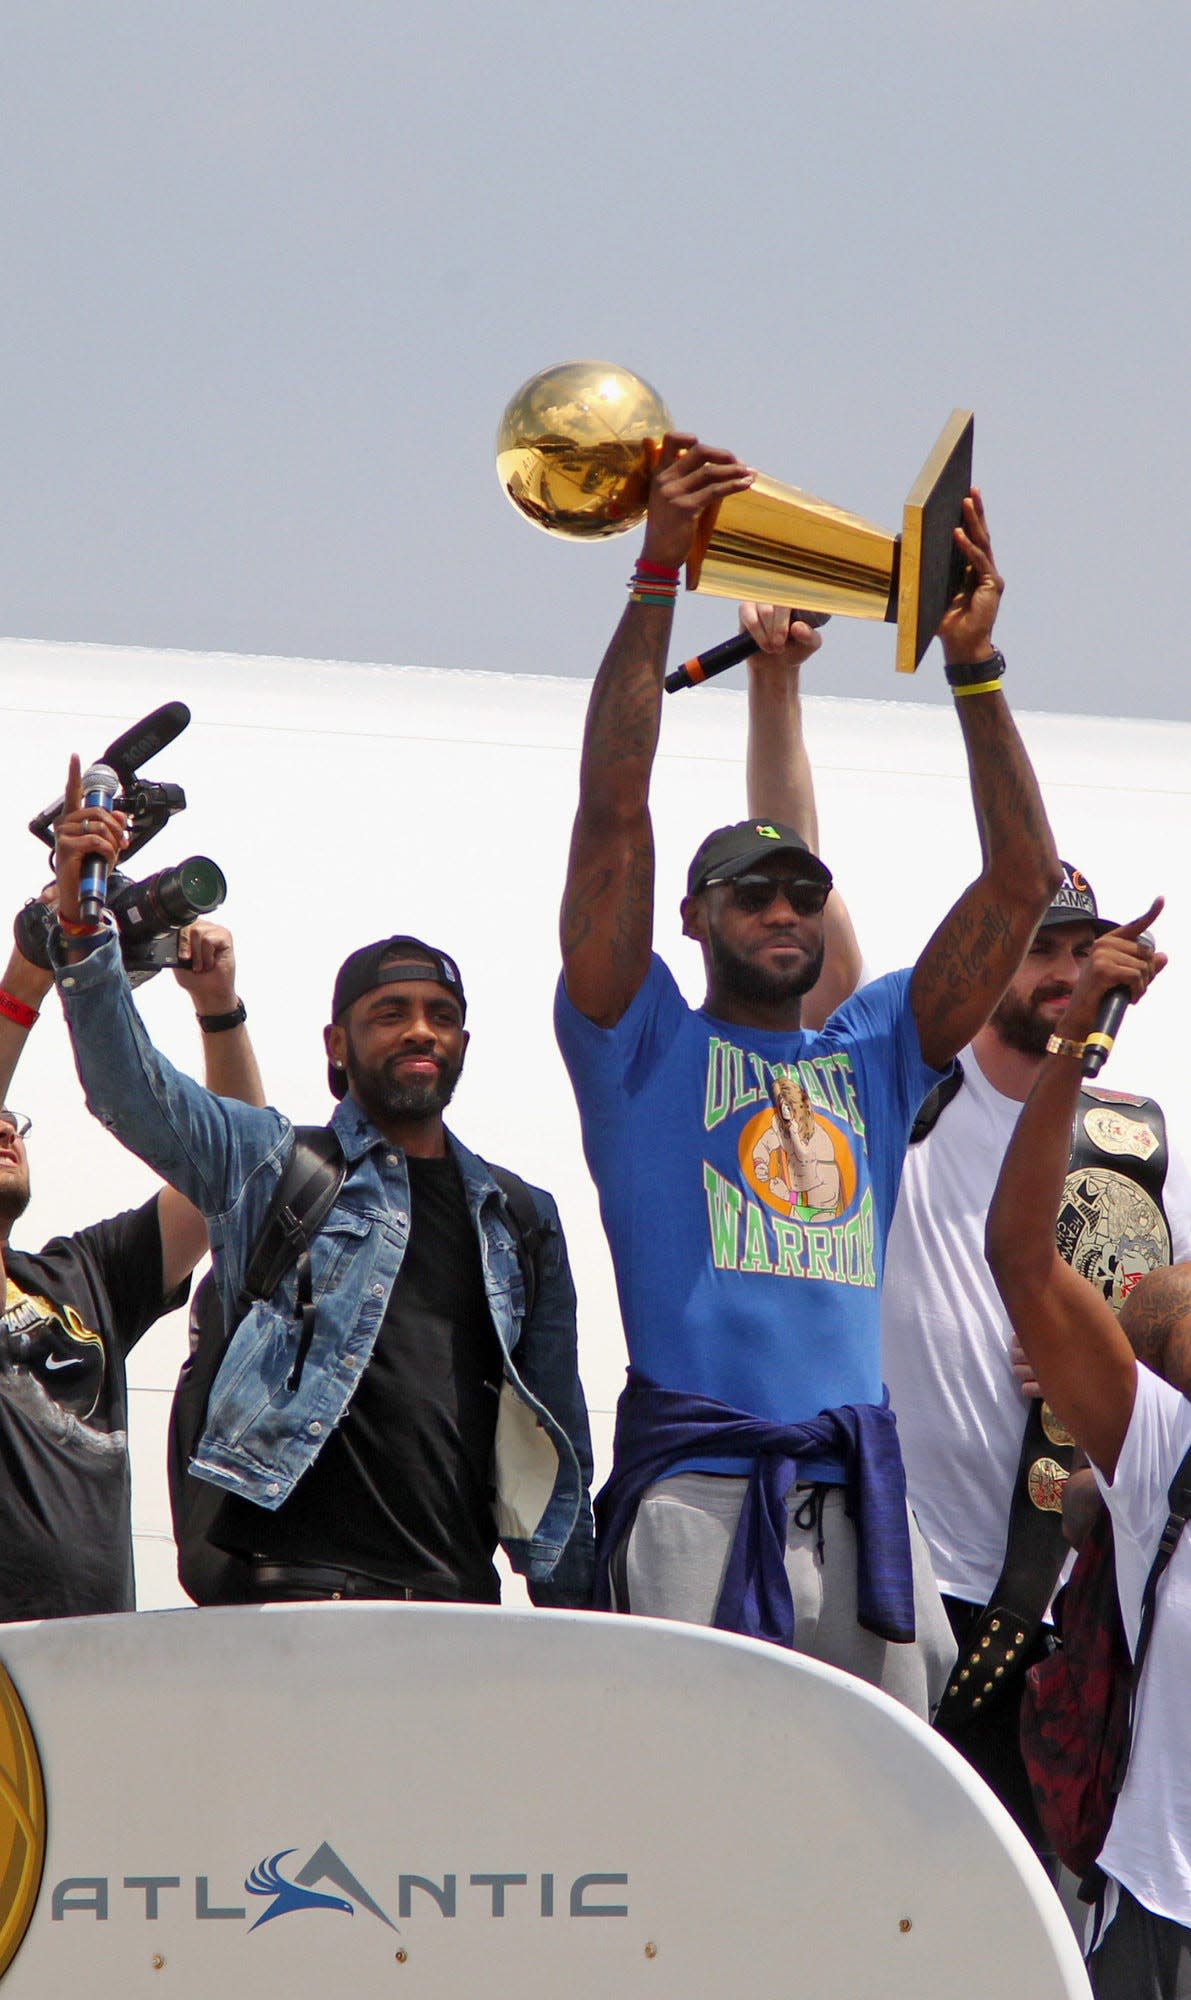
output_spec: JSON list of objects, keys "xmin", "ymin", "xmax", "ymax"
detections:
[{"xmin": 686, "ymin": 474, "xmax": 901, "ymax": 624}]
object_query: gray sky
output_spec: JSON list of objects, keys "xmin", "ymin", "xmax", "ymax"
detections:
[{"xmin": 3, "ymin": 1, "xmax": 1188, "ymax": 717}]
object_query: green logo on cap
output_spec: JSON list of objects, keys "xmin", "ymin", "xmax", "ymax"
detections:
[{"xmin": 754, "ymin": 824, "xmax": 782, "ymax": 840}]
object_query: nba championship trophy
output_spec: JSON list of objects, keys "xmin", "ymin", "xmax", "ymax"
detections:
[{"xmin": 496, "ymin": 360, "xmax": 973, "ymax": 675}]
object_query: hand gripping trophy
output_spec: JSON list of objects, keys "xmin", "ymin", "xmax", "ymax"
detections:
[{"xmin": 497, "ymin": 360, "xmax": 973, "ymax": 677}]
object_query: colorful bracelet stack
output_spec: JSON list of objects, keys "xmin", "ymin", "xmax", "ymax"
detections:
[
  {"xmin": 0, "ymin": 989, "xmax": 39, "ymax": 1030},
  {"xmin": 628, "ymin": 558, "xmax": 680, "ymax": 608}
]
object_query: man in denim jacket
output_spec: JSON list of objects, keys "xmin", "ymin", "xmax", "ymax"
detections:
[{"xmin": 51, "ymin": 763, "xmax": 594, "ymax": 1607}]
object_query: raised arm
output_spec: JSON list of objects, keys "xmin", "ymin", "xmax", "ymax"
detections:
[
  {"xmin": 742, "ymin": 603, "xmax": 862, "ymax": 1028},
  {"xmin": 984, "ymin": 904, "xmax": 1165, "ymax": 1476},
  {"xmin": 560, "ymin": 435, "xmax": 754, "ymax": 1027},
  {"xmin": 158, "ymin": 919, "xmax": 269, "ymax": 1290},
  {"xmin": 49, "ymin": 758, "xmax": 284, "ymax": 1229},
  {"xmin": 909, "ymin": 492, "xmax": 1062, "ymax": 1070},
  {"xmin": 173, "ymin": 921, "xmax": 266, "ymax": 1109},
  {"xmin": 0, "ymin": 930, "xmax": 54, "ymax": 1107}
]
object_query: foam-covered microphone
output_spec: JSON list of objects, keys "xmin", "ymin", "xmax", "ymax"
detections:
[
  {"xmin": 664, "ymin": 613, "xmax": 831, "ymax": 694},
  {"xmin": 101, "ymin": 700, "xmax": 191, "ymax": 785},
  {"xmin": 1082, "ymin": 931, "xmax": 1155, "ymax": 1078},
  {"xmin": 78, "ymin": 763, "xmax": 120, "ymax": 922}
]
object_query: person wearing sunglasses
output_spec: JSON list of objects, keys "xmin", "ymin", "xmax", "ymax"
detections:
[
  {"xmin": 555, "ymin": 431, "xmax": 1061, "ymax": 1717},
  {"xmin": 0, "ymin": 880, "xmax": 264, "ymax": 1622}
]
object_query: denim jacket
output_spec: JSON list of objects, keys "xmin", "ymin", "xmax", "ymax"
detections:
[{"xmin": 54, "ymin": 929, "xmax": 594, "ymax": 1607}]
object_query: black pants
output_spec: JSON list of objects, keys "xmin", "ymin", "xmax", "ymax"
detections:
[
  {"xmin": 1089, "ymin": 1883, "xmax": 1191, "ymax": 1998},
  {"xmin": 940, "ymin": 1595, "xmax": 1055, "ymax": 1865}
]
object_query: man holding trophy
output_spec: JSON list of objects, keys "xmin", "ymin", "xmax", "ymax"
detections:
[{"xmin": 552, "ymin": 429, "xmax": 1062, "ymax": 1717}]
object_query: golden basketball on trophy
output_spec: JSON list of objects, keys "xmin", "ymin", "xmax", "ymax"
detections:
[{"xmin": 496, "ymin": 360, "xmax": 973, "ymax": 674}]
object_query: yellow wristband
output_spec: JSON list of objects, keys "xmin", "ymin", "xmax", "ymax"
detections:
[
  {"xmin": 951, "ymin": 677, "xmax": 1005, "ymax": 698},
  {"xmin": 1046, "ymin": 1033, "xmax": 1088, "ymax": 1059}
]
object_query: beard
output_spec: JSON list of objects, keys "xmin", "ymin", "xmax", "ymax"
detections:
[
  {"xmin": 707, "ymin": 928, "xmax": 825, "ymax": 1009},
  {"xmin": 991, "ymin": 982, "xmax": 1072, "ymax": 1058},
  {"xmin": 344, "ymin": 1044, "xmax": 463, "ymax": 1125},
  {"xmin": 0, "ymin": 1169, "xmax": 30, "ymax": 1230}
]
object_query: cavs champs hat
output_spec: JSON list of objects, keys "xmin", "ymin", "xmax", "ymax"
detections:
[
  {"xmin": 1038, "ymin": 862, "xmax": 1117, "ymax": 937},
  {"xmin": 687, "ymin": 820, "xmax": 833, "ymax": 897}
]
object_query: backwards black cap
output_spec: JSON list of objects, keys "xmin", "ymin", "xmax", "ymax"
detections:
[{"xmin": 327, "ymin": 936, "xmax": 466, "ymax": 1099}]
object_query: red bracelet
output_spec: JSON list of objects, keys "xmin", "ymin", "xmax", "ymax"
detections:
[
  {"xmin": 0, "ymin": 989, "xmax": 39, "ymax": 1030},
  {"xmin": 56, "ymin": 912, "xmax": 103, "ymax": 939},
  {"xmin": 635, "ymin": 558, "xmax": 681, "ymax": 580}
]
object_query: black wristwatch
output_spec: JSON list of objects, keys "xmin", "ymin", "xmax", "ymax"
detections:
[
  {"xmin": 945, "ymin": 649, "xmax": 1006, "ymax": 690},
  {"xmin": 198, "ymin": 999, "xmax": 247, "ymax": 1034}
]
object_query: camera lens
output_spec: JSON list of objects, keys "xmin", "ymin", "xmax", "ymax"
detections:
[{"xmin": 150, "ymin": 857, "xmax": 228, "ymax": 924}]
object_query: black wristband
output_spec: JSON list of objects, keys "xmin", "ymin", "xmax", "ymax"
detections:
[
  {"xmin": 198, "ymin": 999, "xmax": 247, "ymax": 1034},
  {"xmin": 945, "ymin": 649, "xmax": 1006, "ymax": 690}
]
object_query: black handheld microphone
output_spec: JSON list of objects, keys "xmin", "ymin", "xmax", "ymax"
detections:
[
  {"xmin": 1082, "ymin": 931, "xmax": 1155, "ymax": 1078},
  {"xmin": 664, "ymin": 614, "xmax": 831, "ymax": 694},
  {"xmin": 78, "ymin": 763, "xmax": 120, "ymax": 923}
]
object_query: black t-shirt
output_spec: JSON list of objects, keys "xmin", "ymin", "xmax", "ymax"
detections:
[
  {"xmin": 218, "ymin": 1153, "xmax": 505, "ymax": 1598},
  {"xmin": 0, "ymin": 1199, "xmax": 187, "ymax": 1620}
]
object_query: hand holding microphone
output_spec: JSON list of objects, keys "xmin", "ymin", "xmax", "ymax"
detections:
[
  {"xmin": 78, "ymin": 762, "xmax": 121, "ymax": 921},
  {"xmin": 664, "ymin": 604, "xmax": 829, "ymax": 693},
  {"xmin": 1051, "ymin": 898, "xmax": 1167, "ymax": 1077},
  {"xmin": 53, "ymin": 755, "xmax": 129, "ymax": 932}
]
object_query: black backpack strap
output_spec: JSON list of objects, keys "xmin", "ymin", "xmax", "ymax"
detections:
[
  {"xmin": 909, "ymin": 1059, "xmax": 965, "ymax": 1146},
  {"xmin": 246, "ymin": 1125, "xmax": 345, "ymax": 1300},
  {"xmin": 249, "ymin": 1125, "xmax": 347, "ymax": 1393},
  {"xmin": 1112, "ymin": 1435, "xmax": 1191, "ymax": 1797},
  {"xmin": 485, "ymin": 1162, "xmax": 548, "ymax": 1325}
]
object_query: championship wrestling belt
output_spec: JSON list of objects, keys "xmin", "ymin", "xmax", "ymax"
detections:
[{"xmin": 936, "ymin": 1088, "xmax": 1170, "ymax": 1736}]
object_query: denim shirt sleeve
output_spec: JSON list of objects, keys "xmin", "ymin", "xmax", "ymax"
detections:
[
  {"xmin": 52, "ymin": 925, "xmax": 289, "ymax": 1224},
  {"xmin": 518, "ymin": 1190, "xmax": 596, "ymax": 1610}
]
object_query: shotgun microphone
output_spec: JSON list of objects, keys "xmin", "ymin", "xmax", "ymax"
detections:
[{"xmin": 101, "ymin": 701, "xmax": 191, "ymax": 785}]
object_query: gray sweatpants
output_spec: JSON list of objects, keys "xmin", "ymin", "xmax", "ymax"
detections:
[{"xmin": 615, "ymin": 1472, "xmax": 956, "ymax": 1722}]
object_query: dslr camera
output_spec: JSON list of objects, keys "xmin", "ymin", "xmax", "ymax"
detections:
[{"xmin": 19, "ymin": 702, "xmax": 227, "ymax": 986}]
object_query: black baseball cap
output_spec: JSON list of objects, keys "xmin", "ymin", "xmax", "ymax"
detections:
[
  {"xmin": 327, "ymin": 936, "xmax": 466, "ymax": 1100},
  {"xmin": 686, "ymin": 820, "xmax": 833, "ymax": 897},
  {"xmin": 1038, "ymin": 863, "xmax": 1117, "ymax": 937}
]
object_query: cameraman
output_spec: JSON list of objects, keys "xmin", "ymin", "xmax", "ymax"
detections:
[{"xmin": 0, "ymin": 814, "xmax": 264, "ymax": 1621}]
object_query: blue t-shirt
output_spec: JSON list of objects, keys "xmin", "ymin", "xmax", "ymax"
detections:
[{"xmin": 556, "ymin": 956, "xmax": 943, "ymax": 1430}]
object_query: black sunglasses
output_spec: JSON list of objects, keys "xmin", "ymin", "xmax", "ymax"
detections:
[{"xmin": 704, "ymin": 873, "xmax": 831, "ymax": 917}]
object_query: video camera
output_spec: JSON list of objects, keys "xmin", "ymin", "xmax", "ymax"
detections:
[{"xmin": 18, "ymin": 702, "xmax": 228, "ymax": 986}]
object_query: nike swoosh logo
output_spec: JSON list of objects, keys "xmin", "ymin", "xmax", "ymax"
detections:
[{"xmin": 44, "ymin": 1356, "xmax": 83, "ymax": 1372}]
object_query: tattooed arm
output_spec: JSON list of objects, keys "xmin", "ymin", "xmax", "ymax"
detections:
[
  {"xmin": 560, "ymin": 435, "xmax": 754, "ymax": 1027},
  {"xmin": 909, "ymin": 492, "xmax": 1062, "ymax": 1070},
  {"xmin": 985, "ymin": 909, "xmax": 1164, "ymax": 1475}
]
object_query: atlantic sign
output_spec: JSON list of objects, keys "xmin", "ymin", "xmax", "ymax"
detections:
[
  {"xmin": 50, "ymin": 1839, "xmax": 629, "ymax": 1928},
  {"xmin": 0, "ymin": 1602, "xmax": 1092, "ymax": 1998}
]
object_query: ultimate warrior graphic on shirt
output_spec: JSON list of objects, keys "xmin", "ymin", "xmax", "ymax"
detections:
[{"xmin": 701, "ymin": 1034, "xmax": 873, "ymax": 1290}]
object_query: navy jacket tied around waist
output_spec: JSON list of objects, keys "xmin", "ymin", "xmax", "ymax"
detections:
[{"xmin": 594, "ymin": 1371, "xmax": 915, "ymax": 1648}]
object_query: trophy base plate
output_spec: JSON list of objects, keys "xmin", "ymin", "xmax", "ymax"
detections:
[{"xmin": 896, "ymin": 410, "xmax": 975, "ymax": 673}]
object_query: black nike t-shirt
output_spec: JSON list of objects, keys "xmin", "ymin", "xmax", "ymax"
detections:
[
  {"xmin": 0, "ymin": 1200, "xmax": 187, "ymax": 1620},
  {"xmin": 218, "ymin": 1153, "xmax": 505, "ymax": 1598}
]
